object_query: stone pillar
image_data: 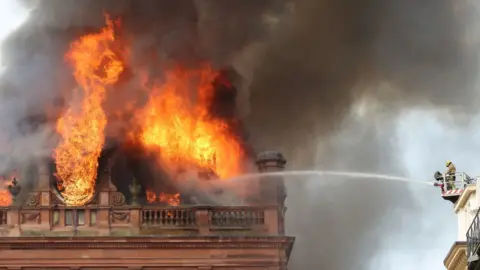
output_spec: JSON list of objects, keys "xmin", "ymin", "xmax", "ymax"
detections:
[
  {"xmin": 97, "ymin": 156, "xmax": 114, "ymax": 235},
  {"xmin": 264, "ymin": 207, "xmax": 279, "ymax": 235},
  {"xmin": 195, "ymin": 207, "xmax": 210, "ymax": 235},
  {"xmin": 37, "ymin": 161, "xmax": 52, "ymax": 230},
  {"xmin": 129, "ymin": 207, "xmax": 141, "ymax": 234},
  {"xmin": 7, "ymin": 207, "xmax": 20, "ymax": 236},
  {"xmin": 37, "ymin": 160, "xmax": 51, "ymax": 192},
  {"xmin": 97, "ymin": 188, "xmax": 110, "ymax": 234},
  {"xmin": 256, "ymin": 151, "xmax": 287, "ymax": 235},
  {"xmin": 256, "ymin": 151, "xmax": 287, "ymax": 203}
]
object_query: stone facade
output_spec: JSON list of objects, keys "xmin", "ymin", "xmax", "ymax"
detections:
[
  {"xmin": 0, "ymin": 151, "xmax": 294, "ymax": 269},
  {"xmin": 0, "ymin": 236, "xmax": 294, "ymax": 269}
]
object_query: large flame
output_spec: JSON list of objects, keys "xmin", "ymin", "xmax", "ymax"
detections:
[
  {"xmin": 54, "ymin": 17, "xmax": 124, "ymax": 206},
  {"xmin": 137, "ymin": 65, "xmax": 244, "ymax": 179},
  {"xmin": 0, "ymin": 171, "xmax": 16, "ymax": 207},
  {"xmin": 0, "ymin": 190, "xmax": 12, "ymax": 207}
]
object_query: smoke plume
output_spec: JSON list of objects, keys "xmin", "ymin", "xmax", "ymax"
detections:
[
  {"xmin": 243, "ymin": 0, "xmax": 477, "ymax": 269},
  {"xmin": 0, "ymin": 0, "xmax": 477, "ymax": 269}
]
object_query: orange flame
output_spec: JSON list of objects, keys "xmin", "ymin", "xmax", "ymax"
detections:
[
  {"xmin": 0, "ymin": 172, "xmax": 17, "ymax": 207},
  {"xmin": 54, "ymin": 16, "xmax": 124, "ymax": 206},
  {"xmin": 137, "ymin": 65, "xmax": 243, "ymax": 179},
  {"xmin": 146, "ymin": 190, "xmax": 157, "ymax": 203},
  {"xmin": 146, "ymin": 190, "xmax": 181, "ymax": 206},
  {"xmin": 159, "ymin": 192, "xmax": 180, "ymax": 206},
  {"xmin": 0, "ymin": 190, "xmax": 12, "ymax": 207}
]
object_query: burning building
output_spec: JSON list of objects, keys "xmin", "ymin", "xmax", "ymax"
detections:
[{"xmin": 0, "ymin": 13, "xmax": 294, "ymax": 269}]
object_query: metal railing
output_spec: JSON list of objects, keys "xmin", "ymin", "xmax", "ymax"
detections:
[
  {"xmin": 467, "ymin": 207, "xmax": 480, "ymax": 258},
  {"xmin": 434, "ymin": 172, "xmax": 475, "ymax": 192}
]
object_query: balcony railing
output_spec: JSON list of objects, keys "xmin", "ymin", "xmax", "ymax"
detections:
[
  {"xmin": 0, "ymin": 204, "xmax": 280, "ymax": 237},
  {"xmin": 467, "ymin": 207, "xmax": 480, "ymax": 258},
  {"xmin": 209, "ymin": 208, "xmax": 265, "ymax": 227},
  {"xmin": 141, "ymin": 207, "xmax": 197, "ymax": 227},
  {"xmin": 139, "ymin": 206, "xmax": 274, "ymax": 235}
]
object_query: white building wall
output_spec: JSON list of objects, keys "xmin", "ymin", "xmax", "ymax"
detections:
[
  {"xmin": 477, "ymin": 178, "xmax": 480, "ymax": 206},
  {"xmin": 455, "ymin": 186, "xmax": 477, "ymax": 241},
  {"xmin": 458, "ymin": 209, "xmax": 467, "ymax": 241}
]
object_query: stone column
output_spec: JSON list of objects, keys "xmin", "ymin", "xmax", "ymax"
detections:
[
  {"xmin": 37, "ymin": 161, "xmax": 52, "ymax": 230},
  {"xmin": 256, "ymin": 151, "xmax": 287, "ymax": 203},
  {"xmin": 129, "ymin": 206, "xmax": 141, "ymax": 234},
  {"xmin": 97, "ymin": 156, "xmax": 114, "ymax": 235},
  {"xmin": 195, "ymin": 207, "xmax": 210, "ymax": 235},
  {"xmin": 255, "ymin": 151, "xmax": 287, "ymax": 235},
  {"xmin": 7, "ymin": 206, "xmax": 20, "ymax": 236},
  {"xmin": 37, "ymin": 160, "xmax": 51, "ymax": 192}
]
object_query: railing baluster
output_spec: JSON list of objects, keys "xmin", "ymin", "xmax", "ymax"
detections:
[
  {"xmin": 140, "ymin": 207, "xmax": 197, "ymax": 228},
  {"xmin": 208, "ymin": 208, "xmax": 266, "ymax": 227},
  {"xmin": 139, "ymin": 206, "xmax": 269, "ymax": 231}
]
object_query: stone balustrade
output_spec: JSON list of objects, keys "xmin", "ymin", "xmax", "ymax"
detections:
[
  {"xmin": 0, "ymin": 205, "xmax": 280, "ymax": 237},
  {"xmin": 141, "ymin": 207, "xmax": 196, "ymax": 227}
]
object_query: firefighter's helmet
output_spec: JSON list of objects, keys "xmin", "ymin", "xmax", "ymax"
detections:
[{"xmin": 446, "ymin": 160, "xmax": 452, "ymax": 167}]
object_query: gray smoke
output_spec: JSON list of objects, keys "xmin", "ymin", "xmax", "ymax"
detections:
[
  {"xmin": 243, "ymin": 0, "xmax": 477, "ymax": 269},
  {"xmin": 0, "ymin": 0, "xmax": 477, "ymax": 269},
  {"xmin": 246, "ymin": 0, "xmax": 476, "ymax": 162},
  {"xmin": 0, "ymin": 0, "xmax": 280, "ymax": 172}
]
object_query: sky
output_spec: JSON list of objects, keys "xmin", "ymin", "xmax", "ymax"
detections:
[
  {"xmin": 0, "ymin": 1, "xmax": 28, "ymax": 69},
  {"xmin": 0, "ymin": 1, "xmax": 470, "ymax": 270},
  {"xmin": 373, "ymin": 111, "xmax": 460, "ymax": 269},
  {"xmin": 371, "ymin": 110, "xmax": 480, "ymax": 269}
]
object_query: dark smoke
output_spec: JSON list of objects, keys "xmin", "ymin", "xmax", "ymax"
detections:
[
  {"xmin": 244, "ymin": 0, "xmax": 476, "ymax": 269},
  {"xmin": 246, "ymin": 0, "xmax": 476, "ymax": 163},
  {"xmin": 0, "ymin": 0, "xmax": 476, "ymax": 269}
]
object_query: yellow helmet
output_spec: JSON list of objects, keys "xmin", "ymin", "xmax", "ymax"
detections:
[{"xmin": 446, "ymin": 160, "xmax": 452, "ymax": 167}]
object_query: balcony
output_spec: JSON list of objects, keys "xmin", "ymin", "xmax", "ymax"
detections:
[
  {"xmin": 0, "ymin": 202, "xmax": 293, "ymax": 269},
  {"xmin": 467, "ymin": 208, "xmax": 480, "ymax": 261},
  {"xmin": 0, "ymin": 201, "xmax": 281, "ymax": 237}
]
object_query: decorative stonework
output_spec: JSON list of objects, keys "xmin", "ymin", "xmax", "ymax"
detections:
[
  {"xmin": 50, "ymin": 191, "xmax": 65, "ymax": 206},
  {"xmin": 25, "ymin": 193, "xmax": 40, "ymax": 207},
  {"xmin": 142, "ymin": 208, "xmax": 197, "ymax": 227},
  {"xmin": 110, "ymin": 211, "xmax": 130, "ymax": 224},
  {"xmin": 0, "ymin": 152, "xmax": 293, "ymax": 269},
  {"xmin": 0, "ymin": 236, "xmax": 294, "ymax": 250},
  {"xmin": 0, "ymin": 236, "xmax": 293, "ymax": 269},
  {"xmin": 110, "ymin": 192, "xmax": 126, "ymax": 207},
  {"xmin": 20, "ymin": 211, "xmax": 41, "ymax": 224},
  {"xmin": 40, "ymin": 192, "xmax": 50, "ymax": 206},
  {"xmin": 49, "ymin": 190, "xmax": 99, "ymax": 206}
]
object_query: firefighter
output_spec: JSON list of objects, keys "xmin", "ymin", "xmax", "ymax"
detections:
[
  {"xmin": 433, "ymin": 171, "xmax": 445, "ymax": 192},
  {"xmin": 445, "ymin": 160, "xmax": 456, "ymax": 190}
]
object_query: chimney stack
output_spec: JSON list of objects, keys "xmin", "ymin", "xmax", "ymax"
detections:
[
  {"xmin": 256, "ymin": 150, "xmax": 287, "ymax": 172},
  {"xmin": 255, "ymin": 150, "xmax": 287, "ymax": 235}
]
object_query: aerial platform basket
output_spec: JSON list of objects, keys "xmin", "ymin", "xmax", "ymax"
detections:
[{"xmin": 434, "ymin": 171, "xmax": 476, "ymax": 204}]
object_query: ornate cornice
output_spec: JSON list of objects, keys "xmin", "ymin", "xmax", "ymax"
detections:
[
  {"xmin": 444, "ymin": 241, "xmax": 467, "ymax": 269},
  {"xmin": 0, "ymin": 236, "xmax": 295, "ymax": 251}
]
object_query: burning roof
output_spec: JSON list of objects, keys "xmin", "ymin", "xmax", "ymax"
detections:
[{"xmin": 51, "ymin": 16, "xmax": 250, "ymax": 206}]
